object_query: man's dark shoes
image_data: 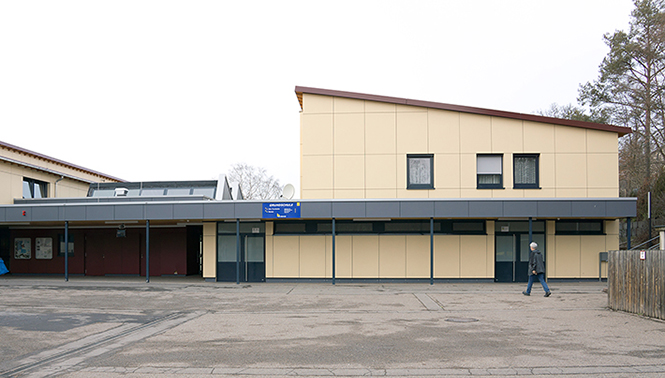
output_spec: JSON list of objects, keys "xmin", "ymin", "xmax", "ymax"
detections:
[
  {"xmin": 544, "ymin": 291, "xmax": 551, "ymax": 297},
  {"xmin": 522, "ymin": 291, "xmax": 530, "ymax": 296}
]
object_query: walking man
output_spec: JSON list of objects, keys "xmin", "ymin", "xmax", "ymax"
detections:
[{"xmin": 523, "ymin": 242, "xmax": 551, "ymax": 297}]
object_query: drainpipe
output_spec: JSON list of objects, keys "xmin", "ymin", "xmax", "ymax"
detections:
[{"xmin": 54, "ymin": 176, "xmax": 64, "ymax": 198}]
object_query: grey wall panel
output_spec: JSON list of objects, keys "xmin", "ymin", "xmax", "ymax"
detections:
[
  {"xmin": 31, "ymin": 206, "xmax": 60, "ymax": 222},
  {"xmin": 146, "ymin": 204, "xmax": 174, "ymax": 220},
  {"xmin": 234, "ymin": 203, "xmax": 262, "ymax": 219},
  {"xmin": 203, "ymin": 203, "xmax": 235, "ymax": 219},
  {"xmin": 87, "ymin": 205, "xmax": 115, "ymax": 221},
  {"xmin": 572, "ymin": 201, "xmax": 606, "ymax": 217},
  {"xmin": 301, "ymin": 202, "xmax": 332, "ymax": 218},
  {"xmin": 606, "ymin": 201, "xmax": 637, "ymax": 218},
  {"xmin": 435, "ymin": 201, "xmax": 469, "ymax": 217},
  {"xmin": 400, "ymin": 201, "xmax": 434, "ymax": 218},
  {"xmin": 537, "ymin": 201, "xmax": 572, "ymax": 217},
  {"xmin": 469, "ymin": 201, "xmax": 503, "ymax": 217},
  {"xmin": 0, "ymin": 208, "xmax": 5, "ymax": 222},
  {"xmin": 365, "ymin": 202, "xmax": 399, "ymax": 218},
  {"xmin": 64, "ymin": 206, "xmax": 86, "ymax": 221},
  {"xmin": 114, "ymin": 204, "xmax": 145, "ymax": 220},
  {"xmin": 6, "ymin": 207, "xmax": 31, "ymax": 222},
  {"xmin": 503, "ymin": 202, "xmax": 538, "ymax": 217},
  {"xmin": 174, "ymin": 203, "xmax": 204, "ymax": 219},
  {"xmin": 332, "ymin": 202, "xmax": 365, "ymax": 218}
]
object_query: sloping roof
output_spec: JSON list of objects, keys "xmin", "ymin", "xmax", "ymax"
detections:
[
  {"xmin": 0, "ymin": 140, "xmax": 125, "ymax": 182},
  {"xmin": 295, "ymin": 86, "xmax": 632, "ymax": 137}
]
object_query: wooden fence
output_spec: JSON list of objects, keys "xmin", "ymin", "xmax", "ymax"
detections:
[{"xmin": 608, "ymin": 250, "xmax": 665, "ymax": 320}]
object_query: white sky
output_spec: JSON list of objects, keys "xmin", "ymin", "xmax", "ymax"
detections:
[{"xmin": 0, "ymin": 0, "xmax": 635, "ymax": 192}]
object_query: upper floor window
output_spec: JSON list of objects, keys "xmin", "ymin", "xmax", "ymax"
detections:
[
  {"xmin": 477, "ymin": 154, "xmax": 503, "ymax": 189},
  {"xmin": 407, "ymin": 154, "xmax": 434, "ymax": 189},
  {"xmin": 23, "ymin": 178, "xmax": 48, "ymax": 199},
  {"xmin": 513, "ymin": 154, "xmax": 539, "ymax": 189}
]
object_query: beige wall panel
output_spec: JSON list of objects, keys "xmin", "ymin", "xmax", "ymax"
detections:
[
  {"xmin": 301, "ymin": 114, "xmax": 333, "ymax": 155},
  {"xmin": 366, "ymin": 113, "xmax": 396, "ymax": 154},
  {"xmin": 366, "ymin": 155, "xmax": 397, "ymax": 189},
  {"xmin": 539, "ymin": 153, "xmax": 555, "ymax": 190},
  {"xmin": 491, "ymin": 118, "xmax": 523, "ymax": 153},
  {"xmin": 523, "ymin": 121, "xmax": 555, "ymax": 153},
  {"xmin": 333, "ymin": 97, "xmax": 364, "ymax": 113},
  {"xmin": 556, "ymin": 188, "xmax": 588, "ymax": 198},
  {"xmin": 486, "ymin": 227, "xmax": 495, "ymax": 277},
  {"xmin": 300, "ymin": 236, "xmax": 327, "ymax": 278},
  {"xmin": 460, "ymin": 235, "xmax": 488, "ymax": 277},
  {"xmin": 396, "ymin": 112, "xmax": 428, "ymax": 153},
  {"xmin": 397, "ymin": 189, "xmax": 429, "ymax": 198},
  {"xmin": 555, "ymin": 154, "xmax": 587, "ymax": 189},
  {"xmin": 365, "ymin": 100, "xmax": 396, "ymax": 113},
  {"xmin": 365, "ymin": 189, "xmax": 398, "ymax": 198},
  {"xmin": 335, "ymin": 236, "xmax": 353, "ymax": 278},
  {"xmin": 334, "ymin": 155, "xmax": 364, "ymax": 189},
  {"xmin": 434, "ymin": 154, "xmax": 460, "ymax": 189},
  {"xmin": 605, "ymin": 219, "xmax": 619, "ymax": 235},
  {"xmin": 459, "ymin": 154, "xmax": 478, "ymax": 190},
  {"xmin": 555, "ymin": 126, "xmax": 586, "ymax": 153},
  {"xmin": 0, "ymin": 171, "xmax": 11, "ymax": 204},
  {"xmin": 524, "ymin": 188, "xmax": 556, "ymax": 198},
  {"xmin": 430, "ymin": 188, "xmax": 461, "ymax": 198},
  {"xmin": 301, "ymin": 189, "xmax": 334, "ymax": 200},
  {"xmin": 334, "ymin": 190, "xmax": 366, "ymax": 199},
  {"xmin": 460, "ymin": 189, "xmax": 492, "ymax": 198},
  {"xmin": 428, "ymin": 110, "xmax": 460, "ymax": 153},
  {"xmin": 396, "ymin": 104, "xmax": 427, "ymax": 113},
  {"xmin": 202, "ymin": 223, "xmax": 217, "ymax": 279},
  {"xmin": 352, "ymin": 235, "xmax": 379, "ymax": 278},
  {"xmin": 587, "ymin": 188, "xmax": 619, "ymax": 197},
  {"xmin": 379, "ymin": 235, "xmax": 406, "ymax": 278},
  {"xmin": 460, "ymin": 114, "xmax": 491, "ymax": 153},
  {"xmin": 546, "ymin": 221, "xmax": 556, "ymax": 277},
  {"xmin": 554, "ymin": 235, "xmax": 581, "ymax": 277},
  {"xmin": 265, "ymin": 236, "xmax": 274, "ymax": 277},
  {"xmin": 334, "ymin": 113, "xmax": 365, "ymax": 155},
  {"xmin": 272, "ymin": 236, "xmax": 300, "ymax": 278},
  {"xmin": 302, "ymin": 155, "xmax": 333, "ymax": 190},
  {"xmin": 396, "ymin": 154, "xmax": 406, "ymax": 189},
  {"xmin": 406, "ymin": 235, "xmax": 430, "ymax": 278},
  {"xmin": 586, "ymin": 129, "xmax": 618, "ymax": 153},
  {"xmin": 587, "ymin": 154, "xmax": 618, "ymax": 189},
  {"xmin": 580, "ymin": 235, "xmax": 607, "ymax": 278},
  {"xmin": 303, "ymin": 94, "xmax": 333, "ymax": 114},
  {"xmin": 496, "ymin": 189, "xmax": 523, "ymax": 198},
  {"xmin": 434, "ymin": 235, "xmax": 460, "ymax": 278},
  {"xmin": 325, "ymin": 236, "xmax": 333, "ymax": 278}
]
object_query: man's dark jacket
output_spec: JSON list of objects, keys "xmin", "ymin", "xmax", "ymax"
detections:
[{"xmin": 528, "ymin": 250, "xmax": 545, "ymax": 275}]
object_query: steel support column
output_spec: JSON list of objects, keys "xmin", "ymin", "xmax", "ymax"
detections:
[
  {"xmin": 236, "ymin": 219, "xmax": 240, "ymax": 285},
  {"xmin": 64, "ymin": 221, "xmax": 69, "ymax": 282},
  {"xmin": 146, "ymin": 220, "xmax": 150, "ymax": 283},
  {"xmin": 332, "ymin": 217, "xmax": 336, "ymax": 285},
  {"xmin": 430, "ymin": 217, "xmax": 434, "ymax": 285}
]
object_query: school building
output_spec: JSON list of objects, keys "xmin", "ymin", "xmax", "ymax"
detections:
[{"xmin": 0, "ymin": 87, "xmax": 637, "ymax": 283}]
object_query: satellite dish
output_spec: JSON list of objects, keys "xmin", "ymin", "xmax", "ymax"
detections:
[{"xmin": 281, "ymin": 184, "xmax": 295, "ymax": 199}]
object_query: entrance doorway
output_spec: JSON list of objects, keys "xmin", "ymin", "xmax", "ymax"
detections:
[
  {"xmin": 216, "ymin": 222, "xmax": 265, "ymax": 282},
  {"xmin": 495, "ymin": 221, "xmax": 545, "ymax": 282}
]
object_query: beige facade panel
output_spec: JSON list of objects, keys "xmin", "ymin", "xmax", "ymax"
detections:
[
  {"xmin": 459, "ymin": 235, "xmax": 489, "ymax": 278},
  {"xmin": 334, "ymin": 155, "xmax": 365, "ymax": 190},
  {"xmin": 365, "ymin": 113, "xmax": 396, "ymax": 154},
  {"xmin": 352, "ymin": 235, "xmax": 379, "ymax": 278},
  {"xmin": 366, "ymin": 155, "xmax": 397, "ymax": 190},
  {"xmin": 365, "ymin": 100, "xmax": 396, "ymax": 113},
  {"xmin": 301, "ymin": 189, "xmax": 334, "ymax": 200},
  {"xmin": 301, "ymin": 155, "xmax": 333, "ymax": 190},
  {"xmin": 460, "ymin": 113, "xmax": 492, "ymax": 153},
  {"xmin": 580, "ymin": 235, "xmax": 607, "ymax": 278},
  {"xmin": 300, "ymin": 236, "xmax": 327, "ymax": 278},
  {"xmin": 434, "ymin": 235, "xmax": 460, "ymax": 278},
  {"xmin": 333, "ymin": 96, "xmax": 364, "ymax": 113},
  {"xmin": 301, "ymin": 114, "xmax": 333, "ymax": 155},
  {"xmin": 396, "ymin": 112, "xmax": 428, "ymax": 154},
  {"xmin": 334, "ymin": 113, "xmax": 365, "ymax": 155},
  {"xmin": 587, "ymin": 129, "xmax": 619, "ymax": 153},
  {"xmin": 587, "ymin": 153, "xmax": 619, "ymax": 189},
  {"xmin": 334, "ymin": 189, "xmax": 366, "ymax": 199},
  {"xmin": 335, "ymin": 235, "xmax": 353, "ymax": 278},
  {"xmin": 491, "ymin": 118, "xmax": 524, "ymax": 153},
  {"xmin": 396, "ymin": 104, "xmax": 427, "ymax": 113},
  {"xmin": 406, "ymin": 235, "xmax": 430, "ymax": 278},
  {"xmin": 202, "ymin": 223, "xmax": 216, "ymax": 279},
  {"xmin": 555, "ymin": 125, "xmax": 587, "ymax": 153},
  {"xmin": 434, "ymin": 154, "xmax": 460, "ymax": 189},
  {"xmin": 303, "ymin": 94, "xmax": 333, "ymax": 114},
  {"xmin": 523, "ymin": 121, "xmax": 555, "ymax": 153},
  {"xmin": 428, "ymin": 110, "xmax": 460, "ymax": 154},
  {"xmin": 378, "ymin": 235, "xmax": 406, "ymax": 278},
  {"xmin": 555, "ymin": 154, "xmax": 588, "ymax": 189},
  {"xmin": 272, "ymin": 236, "xmax": 300, "ymax": 277},
  {"xmin": 553, "ymin": 235, "xmax": 581, "ymax": 278}
]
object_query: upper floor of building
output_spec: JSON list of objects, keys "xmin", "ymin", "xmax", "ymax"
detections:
[{"xmin": 296, "ymin": 86, "xmax": 631, "ymax": 200}]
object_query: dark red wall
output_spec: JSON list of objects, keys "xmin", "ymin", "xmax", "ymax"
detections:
[{"xmin": 9, "ymin": 227, "xmax": 194, "ymax": 277}]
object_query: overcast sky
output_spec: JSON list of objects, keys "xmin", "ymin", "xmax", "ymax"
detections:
[{"xmin": 0, "ymin": 1, "xmax": 635, "ymax": 193}]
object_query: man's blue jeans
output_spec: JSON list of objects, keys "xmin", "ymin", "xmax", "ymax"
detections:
[{"xmin": 525, "ymin": 273, "xmax": 550, "ymax": 294}]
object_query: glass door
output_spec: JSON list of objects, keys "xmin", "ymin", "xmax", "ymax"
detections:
[
  {"xmin": 216, "ymin": 224, "xmax": 265, "ymax": 283},
  {"xmin": 495, "ymin": 232, "xmax": 544, "ymax": 282}
]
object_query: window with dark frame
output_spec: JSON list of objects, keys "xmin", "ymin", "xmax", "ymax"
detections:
[
  {"xmin": 513, "ymin": 154, "xmax": 539, "ymax": 189},
  {"xmin": 407, "ymin": 154, "xmax": 434, "ymax": 190},
  {"xmin": 23, "ymin": 178, "xmax": 48, "ymax": 199},
  {"xmin": 555, "ymin": 220, "xmax": 604, "ymax": 235},
  {"xmin": 273, "ymin": 220, "xmax": 486, "ymax": 235},
  {"xmin": 477, "ymin": 154, "xmax": 503, "ymax": 189}
]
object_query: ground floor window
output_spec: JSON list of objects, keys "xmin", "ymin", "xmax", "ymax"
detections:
[{"xmin": 273, "ymin": 219, "xmax": 486, "ymax": 235}]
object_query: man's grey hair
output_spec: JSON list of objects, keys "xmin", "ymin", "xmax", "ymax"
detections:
[{"xmin": 529, "ymin": 242, "xmax": 538, "ymax": 249}]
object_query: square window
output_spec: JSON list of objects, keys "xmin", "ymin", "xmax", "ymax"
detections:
[
  {"xmin": 23, "ymin": 178, "xmax": 48, "ymax": 199},
  {"xmin": 477, "ymin": 155, "xmax": 503, "ymax": 189},
  {"xmin": 407, "ymin": 154, "xmax": 434, "ymax": 189},
  {"xmin": 514, "ymin": 154, "xmax": 539, "ymax": 189}
]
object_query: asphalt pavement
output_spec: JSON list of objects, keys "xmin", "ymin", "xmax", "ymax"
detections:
[{"xmin": 1, "ymin": 276, "xmax": 664, "ymax": 378}]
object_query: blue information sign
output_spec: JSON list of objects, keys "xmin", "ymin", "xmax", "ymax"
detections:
[{"xmin": 262, "ymin": 202, "xmax": 301, "ymax": 219}]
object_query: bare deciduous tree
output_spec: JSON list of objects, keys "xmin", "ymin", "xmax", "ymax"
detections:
[{"xmin": 227, "ymin": 163, "xmax": 282, "ymax": 200}]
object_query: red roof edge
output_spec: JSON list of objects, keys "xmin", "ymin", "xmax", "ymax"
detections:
[
  {"xmin": 0, "ymin": 140, "xmax": 125, "ymax": 182},
  {"xmin": 295, "ymin": 86, "xmax": 633, "ymax": 137}
]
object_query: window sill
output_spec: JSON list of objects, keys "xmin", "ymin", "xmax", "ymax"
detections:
[
  {"xmin": 513, "ymin": 186, "xmax": 541, "ymax": 190},
  {"xmin": 477, "ymin": 186, "xmax": 504, "ymax": 190}
]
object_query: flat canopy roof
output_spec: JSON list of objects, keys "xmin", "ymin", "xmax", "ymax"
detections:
[{"xmin": 0, "ymin": 197, "xmax": 636, "ymax": 225}]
